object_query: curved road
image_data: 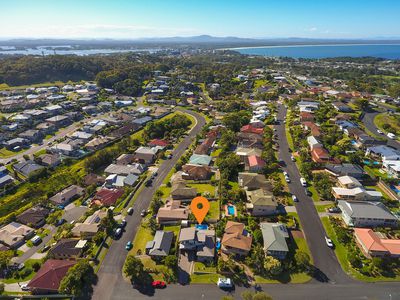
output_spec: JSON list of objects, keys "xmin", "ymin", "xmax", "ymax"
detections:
[
  {"xmin": 361, "ymin": 106, "xmax": 400, "ymax": 150},
  {"xmin": 91, "ymin": 106, "xmax": 400, "ymax": 300}
]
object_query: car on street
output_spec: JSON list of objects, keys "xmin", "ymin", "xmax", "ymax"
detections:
[
  {"xmin": 285, "ymin": 175, "xmax": 291, "ymax": 183},
  {"xmin": 114, "ymin": 228, "xmax": 122, "ymax": 238},
  {"xmin": 291, "ymin": 155, "xmax": 295, "ymax": 161},
  {"xmin": 283, "ymin": 171, "xmax": 288, "ymax": 177},
  {"xmin": 167, "ymin": 154, "xmax": 173, "ymax": 159},
  {"xmin": 300, "ymin": 177, "xmax": 307, "ymax": 187},
  {"xmin": 325, "ymin": 236, "xmax": 334, "ymax": 248},
  {"xmin": 141, "ymin": 209, "xmax": 147, "ymax": 217},
  {"xmin": 377, "ymin": 129, "xmax": 383, "ymax": 134},
  {"xmin": 152, "ymin": 171, "xmax": 158, "ymax": 177},
  {"xmin": 217, "ymin": 278, "xmax": 233, "ymax": 289},
  {"xmin": 145, "ymin": 178, "xmax": 153, "ymax": 186},
  {"xmin": 152, "ymin": 280, "xmax": 166, "ymax": 288},
  {"xmin": 292, "ymin": 194, "xmax": 298, "ymax": 202},
  {"xmin": 125, "ymin": 241, "xmax": 133, "ymax": 250},
  {"xmin": 119, "ymin": 219, "xmax": 127, "ymax": 228},
  {"xmin": 55, "ymin": 218, "xmax": 66, "ymax": 226},
  {"xmin": 127, "ymin": 207, "xmax": 134, "ymax": 215},
  {"xmin": 305, "ymin": 188, "xmax": 312, "ymax": 197}
]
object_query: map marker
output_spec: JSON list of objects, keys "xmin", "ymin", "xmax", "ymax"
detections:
[{"xmin": 190, "ymin": 196, "xmax": 210, "ymax": 224}]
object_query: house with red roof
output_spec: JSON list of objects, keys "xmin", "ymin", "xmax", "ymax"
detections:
[
  {"xmin": 311, "ymin": 147, "xmax": 340, "ymax": 164},
  {"xmin": 240, "ymin": 124, "xmax": 264, "ymax": 135},
  {"xmin": 91, "ymin": 188, "xmax": 124, "ymax": 206},
  {"xmin": 27, "ymin": 259, "xmax": 76, "ymax": 294},
  {"xmin": 148, "ymin": 139, "xmax": 169, "ymax": 148},
  {"xmin": 246, "ymin": 155, "xmax": 266, "ymax": 173},
  {"xmin": 354, "ymin": 228, "xmax": 400, "ymax": 258},
  {"xmin": 300, "ymin": 112, "xmax": 315, "ymax": 122},
  {"xmin": 301, "ymin": 121, "xmax": 321, "ymax": 137}
]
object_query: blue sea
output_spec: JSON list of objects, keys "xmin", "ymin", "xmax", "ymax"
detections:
[{"xmin": 233, "ymin": 44, "xmax": 400, "ymax": 59}]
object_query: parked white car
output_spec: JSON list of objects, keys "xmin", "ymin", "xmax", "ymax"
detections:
[
  {"xmin": 300, "ymin": 177, "xmax": 307, "ymax": 187},
  {"xmin": 292, "ymin": 194, "xmax": 298, "ymax": 202},
  {"xmin": 377, "ymin": 129, "xmax": 383, "ymax": 134},
  {"xmin": 387, "ymin": 132, "xmax": 396, "ymax": 139},
  {"xmin": 217, "ymin": 278, "xmax": 233, "ymax": 288},
  {"xmin": 325, "ymin": 236, "xmax": 334, "ymax": 248}
]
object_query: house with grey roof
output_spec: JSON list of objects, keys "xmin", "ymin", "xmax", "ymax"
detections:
[
  {"xmin": 325, "ymin": 163, "xmax": 365, "ymax": 179},
  {"xmin": 104, "ymin": 163, "xmax": 145, "ymax": 176},
  {"xmin": 189, "ymin": 154, "xmax": 212, "ymax": 166},
  {"xmin": 338, "ymin": 200, "xmax": 398, "ymax": 228},
  {"xmin": 145, "ymin": 230, "xmax": 174, "ymax": 257},
  {"xmin": 13, "ymin": 160, "xmax": 44, "ymax": 177},
  {"xmin": 179, "ymin": 227, "xmax": 215, "ymax": 262},
  {"xmin": 260, "ymin": 222, "xmax": 289, "ymax": 260}
]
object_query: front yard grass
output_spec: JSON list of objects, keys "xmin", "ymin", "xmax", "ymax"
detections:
[
  {"xmin": 308, "ymin": 185, "xmax": 321, "ymax": 202},
  {"xmin": 0, "ymin": 147, "xmax": 25, "ymax": 158},
  {"xmin": 1, "ymin": 259, "xmax": 42, "ymax": 284},
  {"xmin": 190, "ymin": 273, "xmax": 220, "ymax": 284},
  {"xmin": 129, "ymin": 222, "xmax": 153, "ymax": 256}
]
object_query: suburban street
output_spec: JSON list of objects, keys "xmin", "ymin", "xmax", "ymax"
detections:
[
  {"xmin": 91, "ymin": 105, "xmax": 400, "ymax": 300},
  {"xmin": 92, "ymin": 108, "xmax": 206, "ymax": 300},
  {"xmin": 0, "ymin": 113, "xmax": 112, "ymax": 165},
  {"xmin": 361, "ymin": 106, "xmax": 400, "ymax": 150},
  {"xmin": 275, "ymin": 104, "xmax": 347, "ymax": 284}
]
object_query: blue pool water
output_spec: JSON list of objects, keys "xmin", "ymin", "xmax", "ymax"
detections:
[
  {"xmin": 216, "ymin": 241, "xmax": 221, "ymax": 250},
  {"xmin": 391, "ymin": 185, "xmax": 400, "ymax": 194},
  {"xmin": 196, "ymin": 224, "xmax": 208, "ymax": 230},
  {"xmin": 227, "ymin": 205, "xmax": 235, "ymax": 215},
  {"xmin": 234, "ymin": 44, "xmax": 400, "ymax": 59}
]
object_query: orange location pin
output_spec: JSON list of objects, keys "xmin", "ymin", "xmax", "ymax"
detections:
[{"xmin": 190, "ymin": 196, "xmax": 210, "ymax": 224}]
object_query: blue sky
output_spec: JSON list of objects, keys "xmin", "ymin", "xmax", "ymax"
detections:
[{"xmin": 1, "ymin": 0, "xmax": 400, "ymax": 39}]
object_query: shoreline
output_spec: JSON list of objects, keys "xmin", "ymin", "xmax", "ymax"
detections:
[{"xmin": 220, "ymin": 43, "xmax": 400, "ymax": 50}]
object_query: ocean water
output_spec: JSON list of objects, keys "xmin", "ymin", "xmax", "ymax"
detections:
[{"xmin": 234, "ymin": 44, "xmax": 400, "ymax": 59}]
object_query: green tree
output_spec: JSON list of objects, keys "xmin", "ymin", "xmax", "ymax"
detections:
[
  {"xmin": 164, "ymin": 255, "xmax": 178, "ymax": 269},
  {"xmin": 0, "ymin": 250, "xmax": 13, "ymax": 269},
  {"xmin": 58, "ymin": 259, "xmax": 96, "ymax": 297},
  {"xmin": 295, "ymin": 250, "xmax": 311, "ymax": 272},
  {"xmin": 123, "ymin": 255, "xmax": 145, "ymax": 283},
  {"xmin": 264, "ymin": 256, "xmax": 283, "ymax": 276},
  {"xmin": 100, "ymin": 209, "xmax": 117, "ymax": 236}
]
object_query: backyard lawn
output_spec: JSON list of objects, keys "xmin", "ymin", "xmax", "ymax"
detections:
[
  {"xmin": 1, "ymin": 259, "xmax": 42, "ymax": 284},
  {"xmin": 375, "ymin": 113, "xmax": 400, "ymax": 135},
  {"xmin": 206, "ymin": 200, "xmax": 220, "ymax": 220},
  {"xmin": 188, "ymin": 183, "xmax": 216, "ymax": 197}
]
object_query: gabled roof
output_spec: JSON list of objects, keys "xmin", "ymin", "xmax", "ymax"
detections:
[
  {"xmin": 93, "ymin": 188, "xmax": 124, "ymax": 206},
  {"xmin": 246, "ymin": 189, "xmax": 276, "ymax": 207},
  {"xmin": 146, "ymin": 230, "xmax": 173, "ymax": 256},
  {"xmin": 238, "ymin": 172, "xmax": 272, "ymax": 191},
  {"xmin": 50, "ymin": 239, "xmax": 85, "ymax": 257},
  {"xmin": 16, "ymin": 206, "xmax": 50, "ymax": 227},
  {"xmin": 27, "ymin": 259, "xmax": 76, "ymax": 292},
  {"xmin": 260, "ymin": 222, "xmax": 289, "ymax": 253}
]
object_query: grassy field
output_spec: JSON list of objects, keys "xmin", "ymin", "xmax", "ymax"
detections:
[
  {"xmin": 0, "ymin": 81, "xmax": 67, "ymax": 91},
  {"xmin": 308, "ymin": 185, "xmax": 321, "ymax": 202},
  {"xmin": 0, "ymin": 147, "xmax": 25, "ymax": 158},
  {"xmin": 315, "ymin": 203, "xmax": 334, "ymax": 213},
  {"xmin": 375, "ymin": 113, "xmax": 400, "ymax": 135}
]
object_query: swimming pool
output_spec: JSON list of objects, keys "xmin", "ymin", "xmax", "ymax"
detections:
[
  {"xmin": 196, "ymin": 224, "xmax": 208, "ymax": 230},
  {"xmin": 227, "ymin": 205, "xmax": 235, "ymax": 215}
]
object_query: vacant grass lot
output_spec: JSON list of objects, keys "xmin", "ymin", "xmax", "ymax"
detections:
[{"xmin": 375, "ymin": 113, "xmax": 400, "ymax": 135}]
